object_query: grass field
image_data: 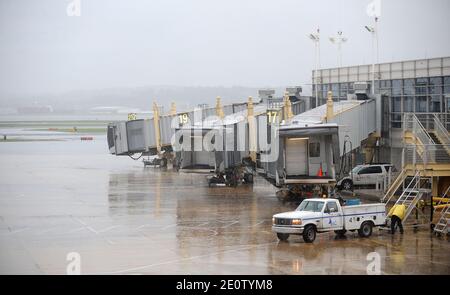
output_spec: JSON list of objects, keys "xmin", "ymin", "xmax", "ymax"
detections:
[
  {"xmin": 29, "ymin": 127, "xmax": 106, "ymax": 133},
  {"xmin": 0, "ymin": 120, "xmax": 108, "ymax": 142}
]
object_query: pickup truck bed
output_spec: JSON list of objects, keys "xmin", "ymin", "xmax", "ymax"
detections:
[{"xmin": 342, "ymin": 203, "xmax": 386, "ymax": 230}]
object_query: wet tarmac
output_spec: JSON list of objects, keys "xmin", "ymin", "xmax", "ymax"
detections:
[{"xmin": 0, "ymin": 136, "xmax": 449, "ymax": 274}]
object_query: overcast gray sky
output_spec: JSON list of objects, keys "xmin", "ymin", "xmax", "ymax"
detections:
[{"xmin": 0, "ymin": 0, "xmax": 449, "ymax": 97}]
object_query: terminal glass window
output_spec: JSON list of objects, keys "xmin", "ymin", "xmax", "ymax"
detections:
[
  {"xmin": 429, "ymin": 77, "xmax": 442, "ymax": 95},
  {"xmin": 416, "ymin": 96, "xmax": 427, "ymax": 112},
  {"xmin": 380, "ymin": 80, "xmax": 391, "ymax": 88},
  {"xmin": 403, "ymin": 79, "xmax": 415, "ymax": 95},
  {"xmin": 348, "ymin": 82, "xmax": 354, "ymax": 94},
  {"xmin": 429, "ymin": 95, "xmax": 441, "ymax": 112},
  {"xmin": 391, "ymin": 114, "xmax": 402, "ymax": 128},
  {"xmin": 416, "ymin": 77, "xmax": 428, "ymax": 95},
  {"xmin": 379, "ymin": 80, "xmax": 391, "ymax": 96},
  {"xmin": 391, "ymin": 97, "xmax": 401, "ymax": 112},
  {"xmin": 340, "ymin": 83, "xmax": 348, "ymax": 99},
  {"xmin": 430, "ymin": 77, "xmax": 442, "ymax": 86},
  {"xmin": 331, "ymin": 83, "xmax": 339, "ymax": 101},
  {"xmin": 392, "ymin": 79, "xmax": 402, "ymax": 95},
  {"xmin": 403, "ymin": 96, "xmax": 414, "ymax": 112},
  {"xmin": 443, "ymin": 76, "xmax": 450, "ymax": 94},
  {"xmin": 374, "ymin": 81, "xmax": 380, "ymax": 94},
  {"xmin": 416, "ymin": 77, "xmax": 428, "ymax": 85},
  {"xmin": 415, "ymin": 86, "xmax": 427, "ymax": 95},
  {"xmin": 322, "ymin": 84, "xmax": 329, "ymax": 99}
]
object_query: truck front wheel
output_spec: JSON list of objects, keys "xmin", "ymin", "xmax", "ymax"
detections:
[
  {"xmin": 303, "ymin": 225, "xmax": 316, "ymax": 243},
  {"xmin": 358, "ymin": 221, "xmax": 373, "ymax": 238},
  {"xmin": 277, "ymin": 233, "xmax": 289, "ymax": 241}
]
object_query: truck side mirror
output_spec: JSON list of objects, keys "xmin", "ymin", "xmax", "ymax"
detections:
[{"xmin": 330, "ymin": 207, "xmax": 336, "ymax": 213}]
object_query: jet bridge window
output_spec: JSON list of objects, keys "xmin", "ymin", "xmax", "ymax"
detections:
[{"xmin": 309, "ymin": 142, "xmax": 320, "ymax": 158}]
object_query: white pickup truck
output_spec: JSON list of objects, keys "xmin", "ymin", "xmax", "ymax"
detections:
[{"xmin": 272, "ymin": 198, "xmax": 386, "ymax": 243}]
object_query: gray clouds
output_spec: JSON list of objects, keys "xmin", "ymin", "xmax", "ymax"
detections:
[{"xmin": 0, "ymin": 0, "xmax": 449, "ymax": 97}]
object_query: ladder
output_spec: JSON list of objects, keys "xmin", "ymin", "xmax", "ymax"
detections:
[
  {"xmin": 390, "ymin": 171, "xmax": 428, "ymax": 222},
  {"xmin": 434, "ymin": 206, "xmax": 450, "ymax": 235},
  {"xmin": 433, "ymin": 185, "xmax": 450, "ymax": 235}
]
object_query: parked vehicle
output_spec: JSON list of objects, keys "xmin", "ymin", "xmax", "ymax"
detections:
[
  {"xmin": 143, "ymin": 155, "xmax": 167, "ymax": 167},
  {"xmin": 337, "ymin": 164, "xmax": 395, "ymax": 191},
  {"xmin": 207, "ymin": 165, "xmax": 254, "ymax": 187},
  {"xmin": 272, "ymin": 198, "xmax": 386, "ymax": 243}
]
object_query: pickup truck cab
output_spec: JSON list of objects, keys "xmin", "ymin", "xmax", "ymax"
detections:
[
  {"xmin": 272, "ymin": 198, "xmax": 386, "ymax": 243},
  {"xmin": 337, "ymin": 164, "xmax": 395, "ymax": 191}
]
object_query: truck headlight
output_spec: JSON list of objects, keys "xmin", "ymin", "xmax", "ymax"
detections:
[{"xmin": 292, "ymin": 219, "xmax": 302, "ymax": 225}]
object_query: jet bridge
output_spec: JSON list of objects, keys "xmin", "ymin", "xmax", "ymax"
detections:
[{"xmin": 259, "ymin": 90, "xmax": 380, "ymax": 195}]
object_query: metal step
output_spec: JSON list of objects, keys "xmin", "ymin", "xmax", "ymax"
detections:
[
  {"xmin": 434, "ymin": 225, "xmax": 448, "ymax": 233},
  {"xmin": 433, "ymin": 205, "xmax": 450, "ymax": 234}
]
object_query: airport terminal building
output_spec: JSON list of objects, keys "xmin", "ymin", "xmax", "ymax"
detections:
[{"xmin": 312, "ymin": 56, "xmax": 450, "ymax": 168}]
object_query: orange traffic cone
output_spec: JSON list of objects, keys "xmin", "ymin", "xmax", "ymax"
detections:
[{"xmin": 317, "ymin": 163, "xmax": 323, "ymax": 177}]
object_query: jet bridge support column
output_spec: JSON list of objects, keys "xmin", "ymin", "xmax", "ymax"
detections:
[
  {"xmin": 216, "ymin": 96, "xmax": 224, "ymax": 119},
  {"xmin": 248, "ymin": 96, "xmax": 257, "ymax": 162},
  {"xmin": 153, "ymin": 102, "xmax": 161, "ymax": 153},
  {"xmin": 326, "ymin": 91, "xmax": 334, "ymax": 122},
  {"xmin": 170, "ymin": 102, "xmax": 177, "ymax": 116}
]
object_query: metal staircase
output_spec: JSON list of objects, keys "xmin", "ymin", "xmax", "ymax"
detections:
[
  {"xmin": 432, "ymin": 114, "xmax": 450, "ymax": 156},
  {"xmin": 434, "ymin": 206, "xmax": 450, "ymax": 235},
  {"xmin": 381, "ymin": 113, "xmax": 450, "ymax": 227},
  {"xmin": 381, "ymin": 169, "xmax": 407, "ymax": 204},
  {"xmin": 433, "ymin": 185, "xmax": 450, "ymax": 235},
  {"xmin": 387, "ymin": 172, "xmax": 430, "ymax": 222}
]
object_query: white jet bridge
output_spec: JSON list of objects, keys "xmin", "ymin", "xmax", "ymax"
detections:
[{"xmin": 259, "ymin": 88, "xmax": 381, "ymax": 196}]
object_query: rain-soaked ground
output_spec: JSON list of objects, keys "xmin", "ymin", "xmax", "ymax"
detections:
[{"xmin": 0, "ymin": 134, "xmax": 449, "ymax": 274}]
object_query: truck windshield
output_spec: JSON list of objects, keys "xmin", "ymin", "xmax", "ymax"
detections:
[{"xmin": 296, "ymin": 201, "xmax": 325, "ymax": 212}]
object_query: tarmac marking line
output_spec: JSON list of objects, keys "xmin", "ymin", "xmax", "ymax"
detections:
[
  {"xmin": 10, "ymin": 228, "xmax": 29, "ymax": 234},
  {"xmin": 105, "ymin": 241, "xmax": 278, "ymax": 274},
  {"xmin": 221, "ymin": 220, "xmax": 239, "ymax": 228},
  {"xmin": 68, "ymin": 227, "xmax": 87, "ymax": 233},
  {"xmin": 97, "ymin": 225, "xmax": 120, "ymax": 233}
]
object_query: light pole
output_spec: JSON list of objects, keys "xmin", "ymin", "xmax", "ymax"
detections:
[
  {"xmin": 329, "ymin": 31, "xmax": 348, "ymax": 68},
  {"xmin": 309, "ymin": 28, "xmax": 320, "ymax": 107},
  {"xmin": 365, "ymin": 17, "xmax": 379, "ymax": 95}
]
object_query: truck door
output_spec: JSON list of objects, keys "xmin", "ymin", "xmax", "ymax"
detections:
[{"xmin": 322, "ymin": 201, "xmax": 343, "ymax": 230}]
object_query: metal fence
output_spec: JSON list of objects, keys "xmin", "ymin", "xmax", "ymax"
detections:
[{"xmin": 403, "ymin": 144, "xmax": 450, "ymax": 165}]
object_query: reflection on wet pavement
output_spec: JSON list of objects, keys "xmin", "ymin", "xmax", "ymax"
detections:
[{"xmin": 0, "ymin": 138, "xmax": 449, "ymax": 274}]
